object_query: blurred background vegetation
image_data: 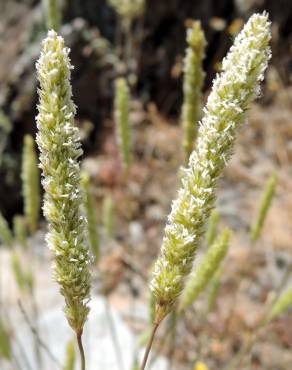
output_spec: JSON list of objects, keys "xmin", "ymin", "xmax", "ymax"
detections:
[
  {"xmin": 0, "ymin": 2, "xmax": 292, "ymax": 369},
  {"xmin": 0, "ymin": 0, "xmax": 292, "ymax": 219}
]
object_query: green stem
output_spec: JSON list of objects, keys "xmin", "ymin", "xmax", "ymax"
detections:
[
  {"xmin": 140, "ymin": 321, "xmax": 159, "ymax": 370},
  {"xmin": 167, "ymin": 311, "xmax": 178, "ymax": 370},
  {"xmin": 148, "ymin": 316, "xmax": 174, "ymax": 368},
  {"xmin": 76, "ymin": 332, "xmax": 85, "ymax": 370}
]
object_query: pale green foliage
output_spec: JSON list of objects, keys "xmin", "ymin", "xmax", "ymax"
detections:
[
  {"xmin": 115, "ymin": 77, "xmax": 131, "ymax": 169},
  {"xmin": 182, "ymin": 21, "xmax": 206, "ymax": 163},
  {"xmin": 10, "ymin": 251, "xmax": 33, "ymax": 293},
  {"xmin": 207, "ymin": 267, "xmax": 222, "ymax": 312},
  {"xmin": 108, "ymin": 0, "xmax": 144, "ymax": 20},
  {"xmin": 180, "ymin": 229, "xmax": 230, "ymax": 310},
  {"xmin": 205, "ymin": 209, "xmax": 220, "ymax": 247},
  {"xmin": 150, "ymin": 13, "xmax": 271, "ymax": 320},
  {"xmin": 43, "ymin": 0, "xmax": 61, "ymax": 31},
  {"xmin": 13, "ymin": 215, "xmax": 28, "ymax": 250},
  {"xmin": 0, "ymin": 212, "xmax": 13, "ymax": 247},
  {"xmin": 25, "ymin": 269, "xmax": 34, "ymax": 293},
  {"xmin": 0, "ymin": 321, "xmax": 11, "ymax": 360},
  {"xmin": 21, "ymin": 135, "xmax": 40, "ymax": 234},
  {"xmin": 36, "ymin": 30, "xmax": 91, "ymax": 334},
  {"xmin": 63, "ymin": 339, "xmax": 76, "ymax": 370},
  {"xmin": 81, "ymin": 173, "xmax": 100, "ymax": 261},
  {"xmin": 102, "ymin": 195, "xmax": 114, "ymax": 239},
  {"xmin": 131, "ymin": 358, "xmax": 139, "ymax": 370},
  {"xmin": 267, "ymin": 287, "xmax": 292, "ymax": 322},
  {"xmin": 11, "ymin": 251, "xmax": 24, "ymax": 291},
  {"xmin": 250, "ymin": 173, "xmax": 277, "ymax": 242}
]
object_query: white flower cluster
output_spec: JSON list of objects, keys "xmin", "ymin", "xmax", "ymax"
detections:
[
  {"xmin": 150, "ymin": 13, "xmax": 271, "ymax": 320},
  {"xmin": 36, "ymin": 30, "xmax": 91, "ymax": 334}
]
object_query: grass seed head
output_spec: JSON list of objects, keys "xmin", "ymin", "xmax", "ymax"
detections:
[
  {"xmin": 150, "ymin": 12, "xmax": 271, "ymax": 321},
  {"xmin": 36, "ymin": 30, "xmax": 91, "ymax": 334}
]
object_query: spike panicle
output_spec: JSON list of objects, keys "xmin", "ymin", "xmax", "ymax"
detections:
[
  {"xmin": 182, "ymin": 20, "xmax": 206, "ymax": 163},
  {"xmin": 250, "ymin": 173, "xmax": 277, "ymax": 242},
  {"xmin": 267, "ymin": 288, "xmax": 292, "ymax": 322},
  {"xmin": 36, "ymin": 30, "xmax": 91, "ymax": 334},
  {"xmin": 150, "ymin": 13, "xmax": 271, "ymax": 320},
  {"xmin": 180, "ymin": 229, "xmax": 230, "ymax": 310},
  {"xmin": 115, "ymin": 77, "xmax": 132, "ymax": 169}
]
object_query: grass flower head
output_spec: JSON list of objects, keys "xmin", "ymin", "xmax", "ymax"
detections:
[
  {"xmin": 36, "ymin": 30, "xmax": 91, "ymax": 334},
  {"xmin": 150, "ymin": 12, "xmax": 271, "ymax": 321}
]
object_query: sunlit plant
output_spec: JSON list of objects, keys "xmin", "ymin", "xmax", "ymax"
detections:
[
  {"xmin": 36, "ymin": 30, "xmax": 91, "ymax": 370},
  {"xmin": 142, "ymin": 12, "xmax": 271, "ymax": 370}
]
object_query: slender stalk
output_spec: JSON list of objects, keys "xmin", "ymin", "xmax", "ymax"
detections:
[
  {"xmin": 148, "ymin": 311, "xmax": 179, "ymax": 368},
  {"xmin": 104, "ymin": 299, "xmax": 125, "ymax": 370},
  {"xmin": 76, "ymin": 332, "xmax": 86, "ymax": 370},
  {"xmin": 167, "ymin": 311, "xmax": 178, "ymax": 370},
  {"xmin": 140, "ymin": 321, "xmax": 160, "ymax": 370}
]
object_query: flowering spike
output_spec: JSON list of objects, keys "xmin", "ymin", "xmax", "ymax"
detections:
[
  {"xmin": 207, "ymin": 266, "xmax": 222, "ymax": 312},
  {"xmin": 114, "ymin": 77, "xmax": 132, "ymax": 169},
  {"xmin": 179, "ymin": 229, "xmax": 230, "ymax": 311},
  {"xmin": 81, "ymin": 173, "xmax": 100, "ymax": 261},
  {"xmin": 22, "ymin": 135, "xmax": 40, "ymax": 234},
  {"xmin": 150, "ymin": 13, "xmax": 271, "ymax": 321},
  {"xmin": 36, "ymin": 30, "xmax": 91, "ymax": 334},
  {"xmin": 250, "ymin": 173, "xmax": 277, "ymax": 243},
  {"xmin": 182, "ymin": 21, "xmax": 206, "ymax": 164}
]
